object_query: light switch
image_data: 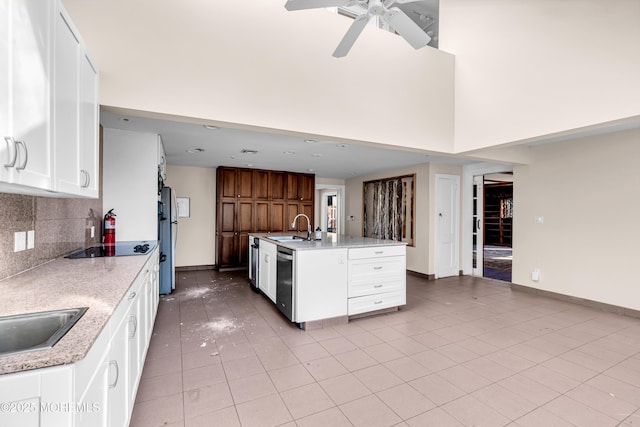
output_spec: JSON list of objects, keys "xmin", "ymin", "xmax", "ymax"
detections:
[
  {"xmin": 90, "ymin": 226, "xmax": 95, "ymax": 239},
  {"xmin": 531, "ymin": 268, "xmax": 540, "ymax": 282},
  {"xmin": 27, "ymin": 230, "xmax": 35, "ymax": 249},
  {"xmin": 14, "ymin": 231, "xmax": 26, "ymax": 252}
]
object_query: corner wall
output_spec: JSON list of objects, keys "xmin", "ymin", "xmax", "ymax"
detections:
[
  {"xmin": 440, "ymin": 0, "xmax": 640, "ymax": 151},
  {"xmin": 164, "ymin": 165, "xmax": 216, "ymax": 268},
  {"xmin": 345, "ymin": 164, "xmax": 430, "ymax": 275},
  {"xmin": 512, "ymin": 129, "xmax": 640, "ymax": 310}
]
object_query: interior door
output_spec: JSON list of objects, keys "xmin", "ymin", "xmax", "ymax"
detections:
[
  {"xmin": 472, "ymin": 175, "xmax": 484, "ymax": 276},
  {"xmin": 435, "ymin": 174, "xmax": 460, "ymax": 278}
]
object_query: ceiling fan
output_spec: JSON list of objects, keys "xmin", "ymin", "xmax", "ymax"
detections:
[{"xmin": 284, "ymin": 0, "xmax": 432, "ymax": 57}]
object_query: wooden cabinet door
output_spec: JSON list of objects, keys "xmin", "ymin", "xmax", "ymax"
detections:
[
  {"xmin": 238, "ymin": 233, "xmax": 250, "ymax": 267},
  {"xmin": 238, "ymin": 201, "xmax": 253, "ymax": 233},
  {"xmin": 254, "ymin": 170, "xmax": 269, "ymax": 199},
  {"xmin": 270, "ymin": 171, "xmax": 285, "ymax": 200},
  {"xmin": 301, "ymin": 203, "xmax": 314, "ymax": 230},
  {"xmin": 218, "ymin": 167, "xmax": 237, "ymax": 199},
  {"xmin": 286, "ymin": 173, "xmax": 298, "ymax": 200},
  {"xmin": 299, "ymin": 174, "xmax": 315, "ymax": 201},
  {"xmin": 237, "ymin": 169, "xmax": 253, "ymax": 198},
  {"xmin": 255, "ymin": 201, "xmax": 269, "ymax": 233},
  {"xmin": 271, "ymin": 202, "xmax": 285, "ymax": 233},
  {"xmin": 286, "ymin": 203, "xmax": 299, "ymax": 232},
  {"xmin": 218, "ymin": 234, "xmax": 236, "ymax": 267},
  {"xmin": 220, "ymin": 201, "xmax": 236, "ymax": 232}
]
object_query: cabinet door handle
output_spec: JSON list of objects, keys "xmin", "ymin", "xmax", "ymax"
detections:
[
  {"xmin": 374, "ymin": 300, "xmax": 383, "ymax": 305},
  {"xmin": 3, "ymin": 137, "xmax": 17, "ymax": 168},
  {"xmin": 81, "ymin": 169, "xmax": 91, "ymax": 188},
  {"xmin": 374, "ymin": 251, "xmax": 384, "ymax": 254},
  {"xmin": 374, "ymin": 284, "xmax": 383, "ymax": 288},
  {"xmin": 128, "ymin": 291, "xmax": 137, "ymax": 300},
  {"xmin": 15, "ymin": 140, "xmax": 28, "ymax": 170},
  {"xmin": 129, "ymin": 315, "xmax": 138, "ymax": 339},
  {"xmin": 108, "ymin": 360, "xmax": 119, "ymax": 388},
  {"xmin": 373, "ymin": 266, "xmax": 383, "ymax": 270}
]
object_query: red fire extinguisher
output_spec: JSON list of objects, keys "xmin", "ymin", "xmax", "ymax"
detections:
[{"xmin": 103, "ymin": 209, "xmax": 116, "ymax": 255}]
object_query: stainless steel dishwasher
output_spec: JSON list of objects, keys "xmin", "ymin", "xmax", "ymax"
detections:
[
  {"xmin": 276, "ymin": 246, "xmax": 294, "ymax": 321},
  {"xmin": 250, "ymin": 237, "xmax": 259, "ymax": 292}
]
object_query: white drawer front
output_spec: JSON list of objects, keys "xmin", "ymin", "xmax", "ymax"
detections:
[
  {"xmin": 348, "ymin": 245, "xmax": 405, "ymax": 260},
  {"xmin": 348, "ymin": 256, "xmax": 406, "ymax": 282},
  {"xmin": 348, "ymin": 290, "xmax": 406, "ymax": 315},
  {"xmin": 348, "ymin": 277, "xmax": 404, "ymax": 298}
]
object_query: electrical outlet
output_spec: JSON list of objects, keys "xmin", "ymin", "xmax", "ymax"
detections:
[
  {"xmin": 90, "ymin": 226, "xmax": 95, "ymax": 239},
  {"xmin": 14, "ymin": 231, "xmax": 26, "ymax": 252},
  {"xmin": 535, "ymin": 216, "xmax": 544, "ymax": 224},
  {"xmin": 531, "ymin": 268, "xmax": 541, "ymax": 282},
  {"xmin": 27, "ymin": 230, "xmax": 35, "ymax": 249}
]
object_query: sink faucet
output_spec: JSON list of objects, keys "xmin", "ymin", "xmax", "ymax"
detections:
[{"xmin": 291, "ymin": 214, "xmax": 312, "ymax": 240}]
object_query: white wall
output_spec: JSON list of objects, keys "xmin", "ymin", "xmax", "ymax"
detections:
[
  {"xmin": 165, "ymin": 165, "xmax": 216, "ymax": 268},
  {"xmin": 513, "ymin": 129, "xmax": 640, "ymax": 310},
  {"xmin": 440, "ymin": 0, "xmax": 640, "ymax": 151},
  {"xmin": 63, "ymin": 0, "xmax": 455, "ymax": 154},
  {"xmin": 102, "ymin": 128, "xmax": 158, "ymax": 242}
]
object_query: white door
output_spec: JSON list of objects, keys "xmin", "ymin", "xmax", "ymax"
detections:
[
  {"xmin": 472, "ymin": 175, "xmax": 484, "ymax": 276},
  {"xmin": 436, "ymin": 174, "xmax": 460, "ymax": 278}
]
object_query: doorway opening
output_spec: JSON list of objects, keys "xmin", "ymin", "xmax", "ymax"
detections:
[
  {"xmin": 473, "ymin": 173, "xmax": 513, "ymax": 282},
  {"xmin": 316, "ymin": 184, "xmax": 345, "ymax": 235}
]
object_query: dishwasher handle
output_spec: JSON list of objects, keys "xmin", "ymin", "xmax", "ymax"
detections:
[{"xmin": 278, "ymin": 252, "xmax": 294, "ymax": 261}]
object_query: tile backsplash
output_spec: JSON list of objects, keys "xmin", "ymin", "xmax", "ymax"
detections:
[{"xmin": 0, "ymin": 193, "xmax": 103, "ymax": 281}]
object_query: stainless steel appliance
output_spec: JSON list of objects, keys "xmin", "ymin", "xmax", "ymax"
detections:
[
  {"xmin": 159, "ymin": 186, "xmax": 178, "ymax": 294},
  {"xmin": 276, "ymin": 246, "xmax": 294, "ymax": 321},
  {"xmin": 250, "ymin": 237, "xmax": 259, "ymax": 291},
  {"xmin": 65, "ymin": 241, "xmax": 156, "ymax": 258}
]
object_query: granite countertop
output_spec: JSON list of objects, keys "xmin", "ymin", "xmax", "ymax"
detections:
[
  {"xmin": 0, "ymin": 248, "xmax": 156, "ymax": 375},
  {"xmin": 254, "ymin": 233, "xmax": 407, "ymax": 250}
]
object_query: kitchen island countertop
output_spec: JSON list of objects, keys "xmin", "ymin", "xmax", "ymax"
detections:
[{"xmin": 254, "ymin": 233, "xmax": 407, "ymax": 250}]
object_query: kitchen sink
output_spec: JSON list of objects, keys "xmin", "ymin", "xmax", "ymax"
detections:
[
  {"xmin": 267, "ymin": 235, "xmax": 307, "ymax": 242},
  {"xmin": 0, "ymin": 307, "xmax": 88, "ymax": 357}
]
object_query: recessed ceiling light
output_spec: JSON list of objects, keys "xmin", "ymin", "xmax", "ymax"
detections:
[
  {"xmin": 304, "ymin": 139, "xmax": 318, "ymax": 144},
  {"xmin": 186, "ymin": 148, "xmax": 205, "ymax": 154},
  {"xmin": 283, "ymin": 151, "xmax": 296, "ymax": 155},
  {"xmin": 230, "ymin": 155, "xmax": 236, "ymax": 159},
  {"xmin": 312, "ymin": 153, "xmax": 323, "ymax": 157},
  {"xmin": 203, "ymin": 125, "xmax": 218, "ymax": 130},
  {"xmin": 307, "ymin": 168, "xmax": 314, "ymax": 172},
  {"xmin": 245, "ymin": 163, "xmax": 254, "ymax": 167},
  {"xmin": 338, "ymin": 144, "xmax": 349, "ymax": 148}
]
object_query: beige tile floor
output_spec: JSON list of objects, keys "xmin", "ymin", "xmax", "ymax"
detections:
[{"xmin": 130, "ymin": 270, "xmax": 640, "ymax": 427}]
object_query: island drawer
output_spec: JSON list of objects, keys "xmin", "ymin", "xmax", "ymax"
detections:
[
  {"xmin": 348, "ymin": 290, "xmax": 406, "ymax": 315},
  {"xmin": 348, "ymin": 245, "xmax": 405, "ymax": 260},
  {"xmin": 348, "ymin": 277, "xmax": 404, "ymax": 298},
  {"xmin": 348, "ymin": 256, "xmax": 406, "ymax": 281}
]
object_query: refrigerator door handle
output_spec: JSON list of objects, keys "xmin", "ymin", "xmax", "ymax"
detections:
[{"xmin": 160, "ymin": 252, "xmax": 167, "ymax": 263}]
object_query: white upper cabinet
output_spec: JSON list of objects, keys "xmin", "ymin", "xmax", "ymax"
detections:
[
  {"xmin": 0, "ymin": 0, "xmax": 99, "ymax": 197},
  {"xmin": 157, "ymin": 135, "xmax": 167, "ymax": 181},
  {"xmin": 53, "ymin": 4, "xmax": 99, "ymax": 198},
  {"xmin": 0, "ymin": 0, "xmax": 53, "ymax": 192}
]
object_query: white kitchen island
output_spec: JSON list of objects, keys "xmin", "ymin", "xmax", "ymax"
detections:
[{"xmin": 250, "ymin": 234, "xmax": 406, "ymax": 329}]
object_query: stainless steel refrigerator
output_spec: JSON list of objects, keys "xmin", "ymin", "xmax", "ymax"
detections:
[{"xmin": 159, "ymin": 186, "xmax": 177, "ymax": 294}]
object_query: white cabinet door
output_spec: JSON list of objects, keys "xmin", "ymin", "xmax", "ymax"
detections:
[
  {"xmin": 53, "ymin": 3, "xmax": 99, "ymax": 198},
  {"xmin": 0, "ymin": 370, "xmax": 41, "ymax": 427},
  {"xmin": 259, "ymin": 240, "xmax": 277, "ymax": 303},
  {"xmin": 0, "ymin": 0, "xmax": 53, "ymax": 190},
  {"xmin": 77, "ymin": 52, "xmax": 99, "ymax": 197},
  {"xmin": 157, "ymin": 135, "xmax": 166, "ymax": 181},
  {"xmin": 108, "ymin": 303, "xmax": 132, "ymax": 427}
]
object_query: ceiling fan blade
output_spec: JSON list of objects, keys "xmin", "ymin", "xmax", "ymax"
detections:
[
  {"xmin": 332, "ymin": 14, "xmax": 370, "ymax": 57},
  {"xmin": 382, "ymin": 7, "xmax": 431, "ymax": 49},
  {"xmin": 285, "ymin": 0, "xmax": 351, "ymax": 11}
]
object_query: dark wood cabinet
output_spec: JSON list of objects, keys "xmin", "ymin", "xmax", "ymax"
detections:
[{"xmin": 216, "ymin": 167, "xmax": 315, "ymax": 270}]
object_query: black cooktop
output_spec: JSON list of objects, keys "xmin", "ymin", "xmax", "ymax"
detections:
[{"xmin": 65, "ymin": 241, "xmax": 157, "ymax": 259}]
